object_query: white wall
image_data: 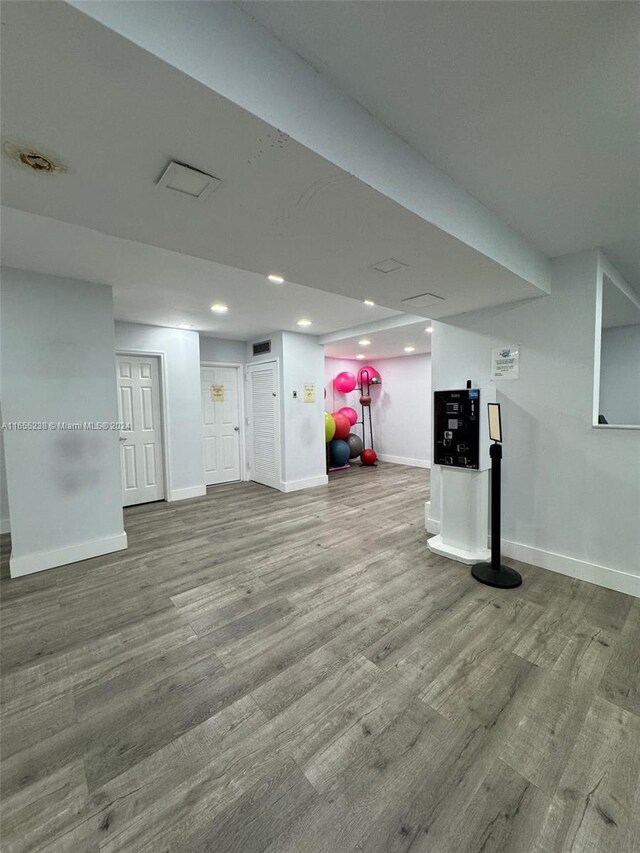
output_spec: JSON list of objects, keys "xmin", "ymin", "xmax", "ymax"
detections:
[
  {"xmin": 281, "ymin": 332, "xmax": 326, "ymax": 489},
  {"xmin": 369, "ymin": 354, "xmax": 431, "ymax": 467},
  {"xmin": 429, "ymin": 250, "xmax": 640, "ymax": 596},
  {"xmin": 115, "ymin": 322, "xmax": 205, "ymax": 501},
  {"xmin": 0, "ymin": 409, "xmax": 10, "ymax": 533},
  {"xmin": 324, "ymin": 355, "xmax": 431, "ymax": 467},
  {"xmin": 599, "ymin": 324, "xmax": 640, "ymax": 425},
  {"xmin": 1, "ymin": 268, "xmax": 126, "ymax": 576},
  {"xmin": 246, "ymin": 331, "xmax": 326, "ymax": 491},
  {"xmin": 199, "ymin": 335, "xmax": 246, "ymax": 365}
]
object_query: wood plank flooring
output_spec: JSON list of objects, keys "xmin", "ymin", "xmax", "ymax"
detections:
[{"xmin": 1, "ymin": 463, "xmax": 638, "ymax": 853}]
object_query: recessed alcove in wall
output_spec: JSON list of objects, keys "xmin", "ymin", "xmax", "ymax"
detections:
[{"xmin": 592, "ymin": 254, "xmax": 640, "ymax": 430}]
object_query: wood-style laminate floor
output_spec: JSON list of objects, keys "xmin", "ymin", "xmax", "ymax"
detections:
[{"xmin": 1, "ymin": 463, "xmax": 638, "ymax": 853}]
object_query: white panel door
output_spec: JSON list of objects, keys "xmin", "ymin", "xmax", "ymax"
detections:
[
  {"xmin": 116, "ymin": 354, "xmax": 165, "ymax": 506},
  {"xmin": 247, "ymin": 361, "xmax": 281, "ymax": 490},
  {"xmin": 200, "ymin": 365, "xmax": 241, "ymax": 485}
]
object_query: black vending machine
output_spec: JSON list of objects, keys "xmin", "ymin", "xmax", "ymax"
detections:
[{"xmin": 433, "ymin": 389, "xmax": 481, "ymax": 470}]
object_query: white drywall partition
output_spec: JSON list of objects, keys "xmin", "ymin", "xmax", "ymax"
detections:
[
  {"xmin": 114, "ymin": 322, "xmax": 205, "ymax": 501},
  {"xmin": 281, "ymin": 332, "xmax": 327, "ymax": 491},
  {"xmin": 369, "ymin": 354, "xmax": 431, "ymax": 467},
  {"xmin": 429, "ymin": 250, "xmax": 640, "ymax": 596},
  {"xmin": 0, "ymin": 408, "xmax": 11, "ymax": 533},
  {"xmin": 199, "ymin": 336, "xmax": 246, "ymax": 365},
  {"xmin": 1, "ymin": 268, "xmax": 126, "ymax": 576},
  {"xmin": 247, "ymin": 332, "xmax": 326, "ymax": 492}
]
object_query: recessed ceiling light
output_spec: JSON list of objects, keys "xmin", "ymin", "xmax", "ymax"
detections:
[
  {"xmin": 268, "ymin": 274, "xmax": 285, "ymax": 284},
  {"xmin": 210, "ymin": 303, "xmax": 229, "ymax": 314},
  {"xmin": 157, "ymin": 161, "xmax": 221, "ymax": 202},
  {"xmin": 425, "ymin": 326, "xmax": 433, "ymax": 333},
  {"xmin": 356, "ymin": 354, "xmax": 366, "ymax": 360},
  {"xmin": 363, "ymin": 299, "xmax": 375, "ymax": 306},
  {"xmin": 404, "ymin": 346, "xmax": 415, "ymax": 353},
  {"xmin": 297, "ymin": 318, "xmax": 312, "ymax": 327},
  {"xmin": 358, "ymin": 339, "xmax": 371, "ymax": 346},
  {"xmin": 177, "ymin": 323, "xmax": 193, "ymax": 329}
]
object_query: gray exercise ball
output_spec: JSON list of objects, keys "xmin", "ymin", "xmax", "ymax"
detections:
[{"xmin": 346, "ymin": 432, "xmax": 363, "ymax": 459}]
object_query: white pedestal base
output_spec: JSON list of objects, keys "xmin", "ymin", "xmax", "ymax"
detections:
[
  {"xmin": 427, "ymin": 533, "xmax": 490, "ymax": 565},
  {"xmin": 427, "ymin": 467, "xmax": 489, "ymax": 565}
]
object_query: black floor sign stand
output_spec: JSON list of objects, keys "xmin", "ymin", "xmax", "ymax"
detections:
[{"xmin": 471, "ymin": 406, "xmax": 522, "ymax": 589}]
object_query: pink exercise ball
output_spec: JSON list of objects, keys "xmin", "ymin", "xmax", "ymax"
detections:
[
  {"xmin": 357, "ymin": 365, "xmax": 382, "ymax": 386},
  {"xmin": 334, "ymin": 371, "xmax": 357, "ymax": 394},
  {"xmin": 331, "ymin": 412, "xmax": 351, "ymax": 440},
  {"xmin": 338, "ymin": 406, "xmax": 358, "ymax": 426}
]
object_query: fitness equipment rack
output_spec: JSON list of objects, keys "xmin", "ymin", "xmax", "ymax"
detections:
[{"xmin": 356, "ymin": 368, "xmax": 376, "ymax": 465}]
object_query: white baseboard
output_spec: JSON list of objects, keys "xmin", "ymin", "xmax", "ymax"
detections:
[
  {"xmin": 500, "ymin": 539, "xmax": 640, "ymax": 598},
  {"xmin": 377, "ymin": 454, "xmax": 430, "ymax": 469},
  {"xmin": 9, "ymin": 531, "xmax": 128, "ymax": 578},
  {"xmin": 281, "ymin": 475, "xmax": 329, "ymax": 493},
  {"xmin": 423, "ymin": 501, "xmax": 638, "ymax": 597},
  {"xmin": 0, "ymin": 518, "xmax": 10, "ymax": 535},
  {"xmin": 424, "ymin": 501, "xmax": 441, "ymax": 534},
  {"xmin": 167, "ymin": 485, "xmax": 207, "ymax": 502}
]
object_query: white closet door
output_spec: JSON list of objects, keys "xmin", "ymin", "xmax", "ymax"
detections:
[
  {"xmin": 201, "ymin": 365, "xmax": 241, "ymax": 485},
  {"xmin": 247, "ymin": 361, "xmax": 281, "ymax": 490},
  {"xmin": 117, "ymin": 354, "xmax": 165, "ymax": 506}
]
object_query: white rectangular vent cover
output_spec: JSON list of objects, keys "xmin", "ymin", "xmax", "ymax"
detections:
[
  {"xmin": 401, "ymin": 292, "xmax": 445, "ymax": 309},
  {"xmin": 371, "ymin": 258, "xmax": 407, "ymax": 274},
  {"xmin": 157, "ymin": 161, "xmax": 221, "ymax": 201}
]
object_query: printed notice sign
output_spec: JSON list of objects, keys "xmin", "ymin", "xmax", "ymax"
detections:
[
  {"xmin": 211, "ymin": 384, "xmax": 225, "ymax": 402},
  {"xmin": 303, "ymin": 383, "xmax": 316, "ymax": 403},
  {"xmin": 491, "ymin": 345, "xmax": 520, "ymax": 380}
]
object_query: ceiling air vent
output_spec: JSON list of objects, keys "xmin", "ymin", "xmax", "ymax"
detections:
[
  {"xmin": 371, "ymin": 258, "xmax": 407, "ymax": 274},
  {"xmin": 157, "ymin": 161, "xmax": 221, "ymax": 202},
  {"xmin": 252, "ymin": 340, "xmax": 271, "ymax": 356},
  {"xmin": 401, "ymin": 292, "xmax": 445, "ymax": 309}
]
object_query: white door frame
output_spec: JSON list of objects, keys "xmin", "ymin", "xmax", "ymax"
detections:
[
  {"xmin": 246, "ymin": 358, "xmax": 282, "ymax": 489},
  {"xmin": 200, "ymin": 361, "xmax": 248, "ymax": 482},
  {"xmin": 116, "ymin": 350, "xmax": 171, "ymax": 502}
]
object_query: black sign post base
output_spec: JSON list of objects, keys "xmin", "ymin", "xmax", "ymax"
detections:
[
  {"xmin": 471, "ymin": 561, "xmax": 522, "ymax": 588},
  {"xmin": 472, "ymin": 442, "xmax": 522, "ymax": 589}
]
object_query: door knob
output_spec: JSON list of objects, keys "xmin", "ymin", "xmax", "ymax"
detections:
[
  {"xmin": 234, "ymin": 426, "xmax": 240, "ymax": 431},
  {"xmin": 119, "ymin": 437, "xmax": 127, "ymax": 442}
]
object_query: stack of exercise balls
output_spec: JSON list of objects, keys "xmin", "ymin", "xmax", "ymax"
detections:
[{"xmin": 325, "ymin": 371, "xmax": 372, "ymax": 467}]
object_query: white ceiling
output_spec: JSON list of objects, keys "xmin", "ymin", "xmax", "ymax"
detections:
[
  {"xmin": 323, "ymin": 320, "xmax": 432, "ymax": 360},
  {"xmin": 240, "ymin": 1, "xmax": 640, "ymax": 290},
  {"xmin": 0, "ymin": 0, "xmax": 544, "ymax": 329},
  {"xmin": 0, "ymin": 208, "xmax": 399, "ymax": 339}
]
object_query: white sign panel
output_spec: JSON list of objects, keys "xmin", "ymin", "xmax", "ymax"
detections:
[{"xmin": 491, "ymin": 345, "xmax": 520, "ymax": 380}]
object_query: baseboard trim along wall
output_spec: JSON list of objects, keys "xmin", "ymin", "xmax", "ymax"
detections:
[
  {"xmin": 9, "ymin": 531, "xmax": 128, "ymax": 578},
  {"xmin": 281, "ymin": 475, "xmax": 329, "ymax": 493},
  {"xmin": 377, "ymin": 454, "xmax": 430, "ymax": 469},
  {"xmin": 167, "ymin": 485, "xmax": 207, "ymax": 502},
  {"xmin": 424, "ymin": 502, "xmax": 639, "ymax": 598},
  {"xmin": 500, "ymin": 539, "xmax": 640, "ymax": 598}
]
